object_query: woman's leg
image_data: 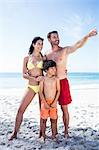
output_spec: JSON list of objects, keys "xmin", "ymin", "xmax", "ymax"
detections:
[{"xmin": 9, "ymin": 88, "xmax": 35, "ymax": 140}]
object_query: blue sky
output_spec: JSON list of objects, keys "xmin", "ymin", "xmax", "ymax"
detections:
[{"xmin": 0, "ymin": 0, "xmax": 99, "ymax": 72}]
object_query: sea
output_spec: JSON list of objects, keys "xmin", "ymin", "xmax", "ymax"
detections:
[{"xmin": 0, "ymin": 72, "xmax": 99, "ymax": 89}]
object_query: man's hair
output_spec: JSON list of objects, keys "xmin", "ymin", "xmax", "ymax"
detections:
[
  {"xmin": 43, "ymin": 60, "xmax": 56, "ymax": 71},
  {"xmin": 47, "ymin": 31, "xmax": 58, "ymax": 39}
]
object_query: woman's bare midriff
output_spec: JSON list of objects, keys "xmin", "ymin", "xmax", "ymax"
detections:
[{"xmin": 28, "ymin": 68, "xmax": 42, "ymax": 85}]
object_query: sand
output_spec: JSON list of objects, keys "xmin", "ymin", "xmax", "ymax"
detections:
[{"xmin": 0, "ymin": 85, "xmax": 99, "ymax": 150}]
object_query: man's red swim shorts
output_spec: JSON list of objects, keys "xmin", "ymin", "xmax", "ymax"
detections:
[{"xmin": 58, "ymin": 78, "xmax": 72, "ymax": 105}]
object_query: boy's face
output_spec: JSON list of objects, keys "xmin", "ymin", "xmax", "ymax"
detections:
[{"xmin": 47, "ymin": 66, "xmax": 57, "ymax": 76}]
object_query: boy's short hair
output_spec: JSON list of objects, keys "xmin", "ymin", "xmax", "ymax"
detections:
[{"xmin": 43, "ymin": 60, "xmax": 56, "ymax": 71}]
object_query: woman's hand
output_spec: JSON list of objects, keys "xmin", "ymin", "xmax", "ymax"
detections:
[
  {"xmin": 35, "ymin": 76, "xmax": 44, "ymax": 82},
  {"xmin": 28, "ymin": 75, "xmax": 36, "ymax": 81}
]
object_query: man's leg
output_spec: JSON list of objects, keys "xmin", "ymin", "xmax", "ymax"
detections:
[{"xmin": 61, "ymin": 105, "xmax": 69, "ymax": 137}]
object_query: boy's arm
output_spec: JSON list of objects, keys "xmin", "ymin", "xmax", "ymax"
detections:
[
  {"xmin": 39, "ymin": 80, "xmax": 46, "ymax": 102},
  {"xmin": 51, "ymin": 78, "xmax": 60, "ymax": 107},
  {"xmin": 65, "ymin": 28, "xmax": 97, "ymax": 54},
  {"xmin": 39, "ymin": 80, "xmax": 50, "ymax": 108}
]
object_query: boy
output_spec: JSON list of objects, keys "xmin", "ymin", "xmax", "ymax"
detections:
[{"xmin": 39, "ymin": 60, "xmax": 60, "ymax": 142}]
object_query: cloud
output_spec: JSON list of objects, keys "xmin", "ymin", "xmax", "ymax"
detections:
[{"xmin": 60, "ymin": 13, "xmax": 94, "ymax": 40}]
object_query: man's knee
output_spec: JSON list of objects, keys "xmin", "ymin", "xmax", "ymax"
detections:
[{"xmin": 61, "ymin": 104, "xmax": 68, "ymax": 108}]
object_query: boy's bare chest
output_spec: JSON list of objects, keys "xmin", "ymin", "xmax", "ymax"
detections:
[{"xmin": 44, "ymin": 78, "xmax": 56, "ymax": 87}]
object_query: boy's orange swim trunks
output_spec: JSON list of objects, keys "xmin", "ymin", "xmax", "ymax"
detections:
[
  {"xmin": 40, "ymin": 99, "xmax": 58, "ymax": 120},
  {"xmin": 58, "ymin": 78, "xmax": 72, "ymax": 105}
]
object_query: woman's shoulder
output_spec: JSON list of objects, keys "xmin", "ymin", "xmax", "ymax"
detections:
[
  {"xmin": 23, "ymin": 55, "xmax": 29, "ymax": 62},
  {"xmin": 24, "ymin": 55, "xmax": 29, "ymax": 60}
]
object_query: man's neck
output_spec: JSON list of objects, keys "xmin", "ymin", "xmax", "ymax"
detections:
[{"xmin": 51, "ymin": 45, "xmax": 59, "ymax": 52}]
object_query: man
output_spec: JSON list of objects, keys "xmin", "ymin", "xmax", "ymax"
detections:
[{"xmin": 46, "ymin": 29, "xmax": 97, "ymax": 137}]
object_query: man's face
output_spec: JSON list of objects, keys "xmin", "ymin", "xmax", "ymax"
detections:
[{"xmin": 48, "ymin": 33, "xmax": 59, "ymax": 45}]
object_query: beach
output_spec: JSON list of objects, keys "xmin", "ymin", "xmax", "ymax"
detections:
[{"xmin": 0, "ymin": 84, "xmax": 99, "ymax": 150}]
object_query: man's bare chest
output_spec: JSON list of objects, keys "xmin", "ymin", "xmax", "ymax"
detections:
[{"xmin": 48, "ymin": 53, "xmax": 65, "ymax": 64}]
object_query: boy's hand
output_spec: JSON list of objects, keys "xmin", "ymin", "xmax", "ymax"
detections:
[
  {"xmin": 44, "ymin": 102, "xmax": 50, "ymax": 109},
  {"xmin": 50, "ymin": 102, "xmax": 57, "ymax": 108}
]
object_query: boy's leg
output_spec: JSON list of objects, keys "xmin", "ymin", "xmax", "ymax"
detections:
[
  {"xmin": 42, "ymin": 119, "xmax": 47, "ymax": 140},
  {"xmin": 50, "ymin": 107, "xmax": 58, "ymax": 139},
  {"xmin": 39, "ymin": 118, "xmax": 43, "ymax": 138},
  {"xmin": 56, "ymin": 118, "xmax": 58, "ymax": 135},
  {"xmin": 38, "ymin": 96, "xmax": 42, "ymax": 138},
  {"xmin": 50, "ymin": 119, "xmax": 57, "ymax": 139},
  {"xmin": 40, "ymin": 101, "xmax": 49, "ymax": 139}
]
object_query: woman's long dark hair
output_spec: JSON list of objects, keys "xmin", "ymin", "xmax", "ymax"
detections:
[{"xmin": 28, "ymin": 37, "xmax": 44, "ymax": 55}]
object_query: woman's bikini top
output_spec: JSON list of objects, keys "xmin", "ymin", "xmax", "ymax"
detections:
[{"xmin": 27, "ymin": 56, "xmax": 43, "ymax": 70}]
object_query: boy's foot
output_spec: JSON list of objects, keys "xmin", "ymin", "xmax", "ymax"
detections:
[
  {"xmin": 52, "ymin": 135, "xmax": 58, "ymax": 141},
  {"xmin": 38, "ymin": 136, "xmax": 45, "ymax": 143},
  {"xmin": 9, "ymin": 133, "xmax": 17, "ymax": 141}
]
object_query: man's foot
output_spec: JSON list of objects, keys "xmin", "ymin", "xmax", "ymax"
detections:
[
  {"xmin": 64, "ymin": 133, "xmax": 69, "ymax": 139},
  {"xmin": 9, "ymin": 133, "xmax": 17, "ymax": 141}
]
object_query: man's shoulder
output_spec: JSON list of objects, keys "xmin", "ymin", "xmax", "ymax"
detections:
[
  {"xmin": 46, "ymin": 52, "xmax": 53, "ymax": 58},
  {"xmin": 58, "ymin": 46, "xmax": 69, "ymax": 53},
  {"xmin": 47, "ymin": 47, "xmax": 64, "ymax": 54}
]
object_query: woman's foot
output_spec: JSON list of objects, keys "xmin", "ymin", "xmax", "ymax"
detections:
[{"xmin": 9, "ymin": 132, "xmax": 17, "ymax": 141}]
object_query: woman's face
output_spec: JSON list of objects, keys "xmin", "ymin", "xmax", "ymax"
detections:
[{"xmin": 33, "ymin": 39, "xmax": 43, "ymax": 52}]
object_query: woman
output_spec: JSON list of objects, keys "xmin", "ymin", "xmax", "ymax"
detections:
[{"xmin": 9, "ymin": 37, "xmax": 44, "ymax": 140}]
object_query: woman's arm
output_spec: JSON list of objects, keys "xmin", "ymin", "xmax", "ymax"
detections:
[
  {"xmin": 22, "ymin": 56, "xmax": 29, "ymax": 79},
  {"xmin": 22, "ymin": 56, "xmax": 37, "ymax": 80}
]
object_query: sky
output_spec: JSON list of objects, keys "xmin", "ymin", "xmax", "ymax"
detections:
[{"xmin": 0, "ymin": 0, "xmax": 99, "ymax": 72}]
